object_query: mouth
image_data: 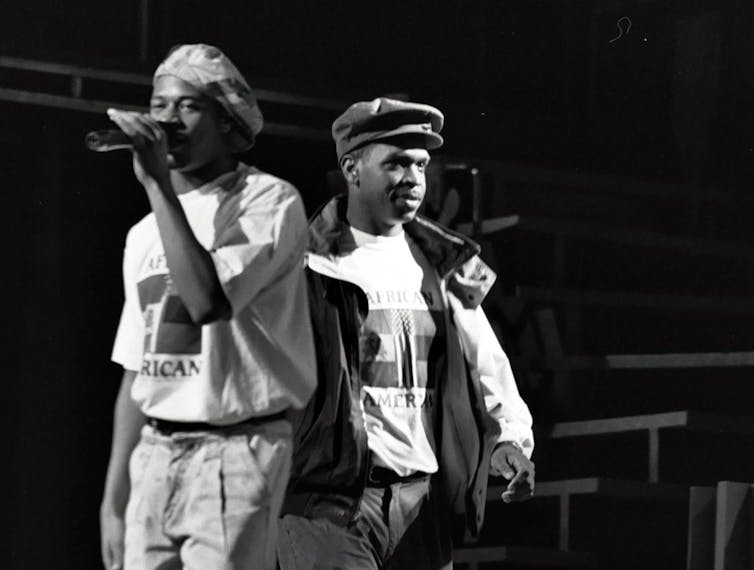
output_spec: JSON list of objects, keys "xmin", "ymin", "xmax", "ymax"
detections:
[
  {"xmin": 166, "ymin": 132, "xmax": 189, "ymax": 152},
  {"xmin": 390, "ymin": 187, "xmax": 423, "ymax": 205}
]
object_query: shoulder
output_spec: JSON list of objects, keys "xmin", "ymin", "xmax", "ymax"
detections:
[
  {"xmin": 237, "ymin": 165, "xmax": 304, "ymax": 210},
  {"xmin": 232, "ymin": 166, "xmax": 309, "ymax": 244},
  {"xmin": 123, "ymin": 212, "xmax": 157, "ymax": 250},
  {"xmin": 448, "ymin": 255, "xmax": 497, "ymax": 309}
]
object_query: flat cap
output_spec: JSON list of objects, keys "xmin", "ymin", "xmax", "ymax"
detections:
[{"xmin": 332, "ymin": 97, "xmax": 444, "ymax": 160}]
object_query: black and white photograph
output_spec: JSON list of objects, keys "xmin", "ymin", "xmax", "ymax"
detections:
[{"xmin": 3, "ymin": 2, "xmax": 754, "ymax": 569}]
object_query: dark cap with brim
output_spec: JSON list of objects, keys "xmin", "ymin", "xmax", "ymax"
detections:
[{"xmin": 332, "ymin": 97, "xmax": 444, "ymax": 160}]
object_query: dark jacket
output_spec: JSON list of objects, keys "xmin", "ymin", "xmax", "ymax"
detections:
[{"xmin": 282, "ymin": 195, "xmax": 532, "ymax": 537}]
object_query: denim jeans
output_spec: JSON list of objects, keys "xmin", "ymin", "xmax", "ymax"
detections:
[
  {"xmin": 124, "ymin": 419, "xmax": 291, "ymax": 570},
  {"xmin": 278, "ymin": 477, "xmax": 451, "ymax": 570}
]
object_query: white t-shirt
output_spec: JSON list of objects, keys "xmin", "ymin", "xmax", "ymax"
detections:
[
  {"xmin": 111, "ymin": 164, "xmax": 316, "ymax": 424},
  {"xmin": 335, "ymin": 227, "xmax": 445, "ymax": 475}
]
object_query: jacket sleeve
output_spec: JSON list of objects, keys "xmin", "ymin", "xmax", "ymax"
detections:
[{"xmin": 448, "ymin": 290, "xmax": 535, "ymax": 459}]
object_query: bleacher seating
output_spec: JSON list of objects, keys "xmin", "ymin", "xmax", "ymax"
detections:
[{"xmin": 448, "ymin": 161, "xmax": 754, "ymax": 569}]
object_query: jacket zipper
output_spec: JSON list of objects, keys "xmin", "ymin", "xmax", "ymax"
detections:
[{"xmin": 336, "ymin": 278, "xmax": 373, "ymax": 518}]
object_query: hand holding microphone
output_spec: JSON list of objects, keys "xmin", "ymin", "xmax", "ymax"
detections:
[
  {"xmin": 85, "ymin": 111, "xmax": 180, "ymax": 152},
  {"xmin": 92, "ymin": 108, "xmax": 176, "ymax": 191}
]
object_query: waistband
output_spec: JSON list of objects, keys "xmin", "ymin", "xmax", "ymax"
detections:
[
  {"xmin": 146, "ymin": 410, "xmax": 288, "ymax": 435},
  {"xmin": 366, "ymin": 465, "xmax": 430, "ymax": 487}
]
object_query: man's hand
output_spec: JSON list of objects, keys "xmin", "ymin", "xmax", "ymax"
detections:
[
  {"xmin": 490, "ymin": 443, "xmax": 535, "ymax": 503},
  {"xmin": 106, "ymin": 108, "xmax": 172, "ymax": 191},
  {"xmin": 100, "ymin": 506, "xmax": 125, "ymax": 570}
]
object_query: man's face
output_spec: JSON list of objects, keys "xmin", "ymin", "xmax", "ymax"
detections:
[
  {"xmin": 350, "ymin": 142, "xmax": 431, "ymax": 232},
  {"xmin": 149, "ymin": 75, "xmax": 228, "ymax": 172}
]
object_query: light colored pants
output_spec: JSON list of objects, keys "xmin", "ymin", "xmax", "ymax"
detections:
[
  {"xmin": 278, "ymin": 477, "xmax": 451, "ymax": 570},
  {"xmin": 124, "ymin": 419, "xmax": 292, "ymax": 570}
]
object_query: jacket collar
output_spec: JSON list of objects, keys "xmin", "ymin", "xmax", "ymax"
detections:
[{"xmin": 308, "ymin": 194, "xmax": 481, "ymax": 278}]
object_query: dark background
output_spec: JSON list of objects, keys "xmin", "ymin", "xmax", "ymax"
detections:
[{"xmin": 2, "ymin": 1, "xmax": 753, "ymax": 568}]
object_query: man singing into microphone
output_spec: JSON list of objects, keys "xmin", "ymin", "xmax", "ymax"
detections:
[{"xmin": 99, "ymin": 44, "xmax": 316, "ymax": 570}]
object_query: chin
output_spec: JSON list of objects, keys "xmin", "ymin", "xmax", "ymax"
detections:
[
  {"xmin": 166, "ymin": 153, "xmax": 188, "ymax": 170},
  {"xmin": 397, "ymin": 210, "xmax": 419, "ymax": 223},
  {"xmin": 394, "ymin": 204, "xmax": 419, "ymax": 217},
  {"xmin": 173, "ymin": 160, "xmax": 203, "ymax": 174}
]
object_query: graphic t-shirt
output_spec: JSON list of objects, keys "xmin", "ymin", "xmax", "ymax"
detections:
[
  {"xmin": 111, "ymin": 164, "xmax": 316, "ymax": 423},
  {"xmin": 335, "ymin": 227, "xmax": 445, "ymax": 475}
]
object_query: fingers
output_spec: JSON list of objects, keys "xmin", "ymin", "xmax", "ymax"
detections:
[
  {"xmin": 105, "ymin": 537, "xmax": 124, "ymax": 570},
  {"xmin": 101, "ymin": 539, "xmax": 110, "ymax": 569},
  {"xmin": 102, "ymin": 540, "xmax": 115, "ymax": 570},
  {"xmin": 501, "ymin": 479, "xmax": 533, "ymax": 503},
  {"xmin": 501, "ymin": 453, "xmax": 525, "ymax": 479},
  {"xmin": 112, "ymin": 535, "xmax": 124, "ymax": 570},
  {"xmin": 490, "ymin": 446, "xmax": 517, "ymax": 479},
  {"xmin": 500, "ymin": 454, "xmax": 535, "ymax": 503},
  {"xmin": 501, "ymin": 468, "xmax": 532, "ymax": 502},
  {"xmin": 101, "ymin": 513, "xmax": 125, "ymax": 570},
  {"xmin": 491, "ymin": 446, "xmax": 536, "ymax": 503},
  {"xmin": 106, "ymin": 108, "xmax": 172, "ymax": 187},
  {"xmin": 106, "ymin": 108, "xmax": 165, "ymax": 147},
  {"xmin": 506, "ymin": 470, "xmax": 528, "ymax": 495}
]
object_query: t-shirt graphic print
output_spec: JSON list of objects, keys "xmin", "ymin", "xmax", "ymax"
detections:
[
  {"xmin": 111, "ymin": 165, "xmax": 318, "ymax": 423},
  {"xmin": 337, "ymin": 227, "xmax": 445, "ymax": 476},
  {"xmin": 137, "ymin": 260, "xmax": 202, "ymax": 378}
]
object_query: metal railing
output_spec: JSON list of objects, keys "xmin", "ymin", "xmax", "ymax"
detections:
[{"xmin": 0, "ymin": 55, "xmax": 350, "ymax": 141}]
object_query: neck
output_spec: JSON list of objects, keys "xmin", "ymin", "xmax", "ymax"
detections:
[
  {"xmin": 346, "ymin": 202, "xmax": 403, "ymax": 237},
  {"xmin": 170, "ymin": 156, "xmax": 239, "ymax": 194}
]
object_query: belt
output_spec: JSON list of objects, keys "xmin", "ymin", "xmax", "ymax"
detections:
[
  {"xmin": 146, "ymin": 410, "xmax": 287, "ymax": 435},
  {"xmin": 366, "ymin": 465, "xmax": 430, "ymax": 487}
]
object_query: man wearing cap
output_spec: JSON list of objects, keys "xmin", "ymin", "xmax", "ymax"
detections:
[
  {"xmin": 99, "ymin": 44, "xmax": 316, "ymax": 570},
  {"xmin": 277, "ymin": 97, "xmax": 534, "ymax": 569}
]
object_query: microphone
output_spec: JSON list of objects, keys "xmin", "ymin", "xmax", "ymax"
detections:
[
  {"xmin": 85, "ymin": 123, "xmax": 181, "ymax": 152},
  {"xmin": 85, "ymin": 130, "xmax": 132, "ymax": 152}
]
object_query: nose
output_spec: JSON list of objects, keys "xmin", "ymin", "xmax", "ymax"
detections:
[
  {"xmin": 402, "ymin": 164, "xmax": 424, "ymax": 186},
  {"xmin": 152, "ymin": 102, "xmax": 181, "ymax": 124}
]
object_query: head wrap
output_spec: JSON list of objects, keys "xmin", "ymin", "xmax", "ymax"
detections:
[{"xmin": 154, "ymin": 44, "xmax": 263, "ymax": 152}]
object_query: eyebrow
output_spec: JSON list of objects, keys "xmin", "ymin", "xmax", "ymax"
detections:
[
  {"xmin": 150, "ymin": 95, "xmax": 205, "ymax": 104},
  {"xmin": 383, "ymin": 152, "xmax": 431, "ymax": 164}
]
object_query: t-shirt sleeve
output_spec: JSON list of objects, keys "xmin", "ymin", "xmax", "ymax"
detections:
[
  {"xmin": 111, "ymin": 233, "xmax": 145, "ymax": 372},
  {"xmin": 211, "ymin": 180, "xmax": 308, "ymax": 315}
]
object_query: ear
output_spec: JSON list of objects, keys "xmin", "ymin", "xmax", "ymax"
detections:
[
  {"xmin": 213, "ymin": 104, "xmax": 234, "ymax": 135},
  {"xmin": 218, "ymin": 115, "xmax": 233, "ymax": 134},
  {"xmin": 340, "ymin": 155, "xmax": 360, "ymax": 186}
]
